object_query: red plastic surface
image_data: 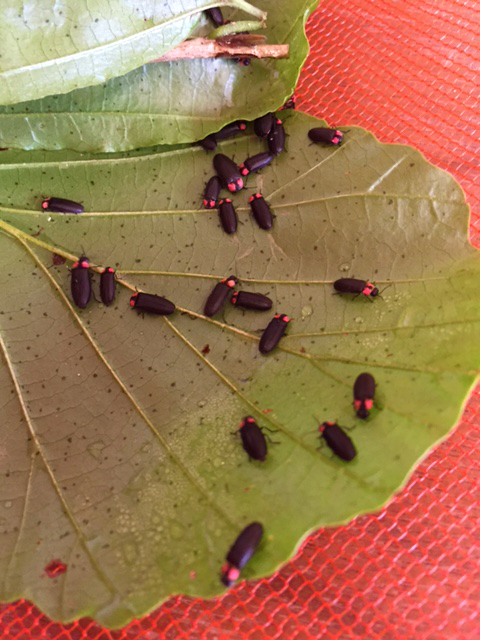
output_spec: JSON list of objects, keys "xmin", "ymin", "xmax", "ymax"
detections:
[{"xmin": 1, "ymin": 0, "xmax": 479, "ymax": 637}]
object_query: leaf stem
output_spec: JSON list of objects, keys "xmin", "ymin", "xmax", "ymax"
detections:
[
  {"xmin": 149, "ymin": 37, "xmax": 288, "ymax": 62},
  {"xmin": 226, "ymin": 0, "xmax": 267, "ymax": 21},
  {"xmin": 0, "ymin": 218, "xmax": 77, "ymax": 262},
  {"xmin": 208, "ymin": 20, "xmax": 265, "ymax": 39}
]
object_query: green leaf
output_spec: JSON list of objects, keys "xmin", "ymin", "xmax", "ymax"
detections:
[
  {"xmin": 0, "ymin": 0, "xmax": 317, "ymax": 152},
  {"xmin": 0, "ymin": 0, "xmax": 265, "ymax": 105},
  {"xmin": 0, "ymin": 112, "xmax": 478, "ymax": 627}
]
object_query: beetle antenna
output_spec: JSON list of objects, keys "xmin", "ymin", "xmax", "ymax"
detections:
[{"xmin": 377, "ymin": 283, "xmax": 393, "ymax": 299}]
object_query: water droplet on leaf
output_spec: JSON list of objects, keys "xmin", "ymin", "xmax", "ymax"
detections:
[
  {"xmin": 170, "ymin": 523, "xmax": 185, "ymax": 540},
  {"xmin": 122, "ymin": 542, "xmax": 138, "ymax": 565}
]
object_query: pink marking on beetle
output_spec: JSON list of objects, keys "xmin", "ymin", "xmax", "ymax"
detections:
[
  {"xmin": 335, "ymin": 130, "xmax": 342, "ymax": 136},
  {"xmin": 241, "ymin": 167, "xmax": 249, "ymax": 176},
  {"xmin": 332, "ymin": 137, "xmax": 340, "ymax": 144},
  {"xmin": 239, "ymin": 123, "xmax": 247, "ymax": 130},
  {"xmin": 236, "ymin": 179, "xmax": 244, "ymax": 189},
  {"xmin": 129, "ymin": 294, "xmax": 138, "ymax": 307},
  {"xmin": 226, "ymin": 278, "xmax": 236, "ymax": 288},
  {"xmin": 72, "ymin": 261, "xmax": 79, "ymax": 269},
  {"xmin": 362, "ymin": 283, "xmax": 375, "ymax": 295},
  {"xmin": 227, "ymin": 566, "xmax": 240, "ymax": 581},
  {"xmin": 365, "ymin": 399, "xmax": 374, "ymax": 410},
  {"xmin": 319, "ymin": 421, "xmax": 335, "ymax": 433},
  {"xmin": 80, "ymin": 260, "xmax": 89, "ymax": 268},
  {"xmin": 354, "ymin": 400, "xmax": 361, "ymax": 410},
  {"xmin": 106, "ymin": 267, "xmax": 115, "ymax": 273},
  {"xmin": 227, "ymin": 183, "xmax": 236, "ymax": 192},
  {"xmin": 283, "ymin": 316, "xmax": 290, "ymax": 322},
  {"xmin": 41, "ymin": 200, "xmax": 49, "ymax": 209}
]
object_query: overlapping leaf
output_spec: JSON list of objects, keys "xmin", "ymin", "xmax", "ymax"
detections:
[
  {"xmin": 0, "ymin": 0, "xmax": 318, "ymax": 151},
  {"xmin": 0, "ymin": 112, "xmax": 478, "ymax": 627},
  {"xmin": 0, "ymin": 0, "xmax": 264, "ymax": 105}
]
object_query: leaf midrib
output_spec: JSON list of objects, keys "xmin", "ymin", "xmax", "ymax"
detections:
[
  {"xmin": 1, "ymin": 4, "xmax": 203, "ymax": 78},
  {"xmin": 0, "ymin": 191, "xmax": 464, "ymax": 219}
]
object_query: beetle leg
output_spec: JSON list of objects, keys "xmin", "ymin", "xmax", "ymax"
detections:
[
  {"xmin": 316, "ymin": 445, "xmax": 334, "ymax": 460},
  {"xmin": 264, "ymin": 433, "xmax": 280, "ymax": 445}
]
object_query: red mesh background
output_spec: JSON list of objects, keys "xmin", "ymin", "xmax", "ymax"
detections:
[{"xmin": 1, "ymin": 0, "xmax": 479, "ymax": 637}]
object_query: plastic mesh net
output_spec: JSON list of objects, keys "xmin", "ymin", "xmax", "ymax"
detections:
[{"xmin": 1, "ymin": 0, "xmax": 478, "ymax": 637}]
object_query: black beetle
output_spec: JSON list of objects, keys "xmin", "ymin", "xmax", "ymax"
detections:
[
  {"xmin": 249, "ymin": 193, "xmax": 273, "ymax": 230},
  {"xmin": 221, "ymin": 522, "xmax": 264, "ymax": 587},
  {"xmin": 231, "ymin": 291, "xmax": 272, "ymax": 311},
  {"xmin": 130, "ymin": 292, "xmax": 175, "ymax": 315},
  {"xmin": 218, "ymin": 198, "xmax": 238, "ymax": 234},
  {"xmin": 259, "ymin": 313, "xmax": 290, "ymax": 354},
  {"xmin": 238, "ymin": 416, "xmax": 268, "ymax": 461},
  {"xmin": 213, "ymin": 154, "xmax": 244, "ymax": 193},
  {"xmin": 308, "ymin": 127, "xmax": 344, "ymax": 146},
  {"xmin": 203, "ymin": 176, "xmax": 222, "ymax": 209},
  {"xmin": 267, "ymin": 118, "xmax": 285, "ymax": 155},
  {"xmin": 42, "ymin": 197, "xmax": 84, "ymax": 214},
  {"xmin": 71, "ymin": 256, "xmax": 92, "ymax": 309},
  {"xmin": 333, "ymin": 278, "xmax": 379, "ymax": 299},
  {"xmin": 254, "ymin": 113, "xmax": 275, "ymax": 138},
  {"xmin": 240, "ymin": 151, "xmax": 274, "ymax": 176},
  {"xmin": 353, "ymin": 373, "xmax": 376, "ymax": 419},
  {"xmin": 318, "ymin": 421, "xmax": 356, "ymax": 461},
  {"xmin": 204, "ymin": 275, "xmax": 238, "ymax": 317},
  {"xmin": 213, "ymin": 121, "xmax": 247, "ymax": 142},
  {"xmin": 205, "ymin": 7, "xmax": 224, "ymax": 26},
  {"xmin": 100, "ymin": 267, "xmax": 116, "ymax": 306}
]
